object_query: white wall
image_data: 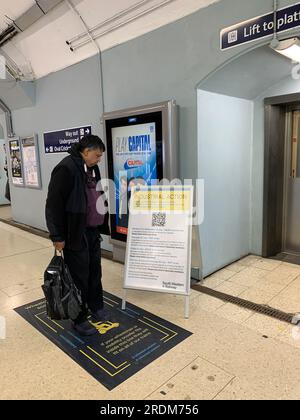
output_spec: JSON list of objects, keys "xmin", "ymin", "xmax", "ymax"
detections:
[{"xmin": 198, "ymin": 90, "xmax": 253, "ymax": 276}]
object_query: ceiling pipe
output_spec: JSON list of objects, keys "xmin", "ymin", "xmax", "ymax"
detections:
[
  {"xmin": 65, "ymin": 0, "xmax": 106, "ymax": 115},
  {"xmin": 0, "ymin": 99, "xmax": 15, "ymax": 138},
  {"xmin": 65, "ymin": 0, "xmax": 100, "ymax": 53},
  {"xmin": 66, "ymin": 0, "xmax": 153, "ymax": 45},
  {"xmin": 68, "ymin": 0, "xmax": 176, "ymax": 52}
]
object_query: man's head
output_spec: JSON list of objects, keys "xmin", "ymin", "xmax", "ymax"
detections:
[{"xmin": 78, "ymin": 135, "xmax": 106, "ymax": 167}]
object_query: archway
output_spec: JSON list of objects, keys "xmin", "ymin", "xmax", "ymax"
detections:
[{"xmin": 196, "ymin": 44, "xmax": 298, "ymax": 276}]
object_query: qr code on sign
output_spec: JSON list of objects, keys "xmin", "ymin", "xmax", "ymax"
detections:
[
  {"xmin": 228, "ymin": 30, "xmax": 238, "ymax": 44},
  {"xmin": 152, "ymin": 213, "xmax": 166, "ymax": 227}
]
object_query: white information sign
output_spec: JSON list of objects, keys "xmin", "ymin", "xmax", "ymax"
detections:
[
  {"xmin": 123, "ymin": 185, "xmax": 194, "ymax": 318},
  {"xmin": 21, "ymin": 136, "xmax": 41, "ymax": 188}
]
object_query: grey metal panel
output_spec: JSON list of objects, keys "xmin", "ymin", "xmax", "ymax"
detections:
[
  {"xmin": 263, "ymin": 104, "xmax": 286, "ymax": 257},
  {"xmin": 37, "ymin": 0, "xmax": 64, "ymax": 14},
  {"xmin": 285, "ymin": 179, "xmax": 300, "ymax": 253},
  {"xmin": 283, "ymin": 109, "xmax": 300, "ymax": 254},
  {"xmin": 15, "ymin": 5, "xmax": 44, "ymax": 32},
  {"xmin": 265, "ymin": 93, "xmax": 300, "ymax": 106}
]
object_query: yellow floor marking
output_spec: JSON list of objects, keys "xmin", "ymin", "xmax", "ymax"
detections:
[
  {"xmin": 49, "ymin": 319, "xmax": 65, "ymax": 330},
  {"xmin": 104, "ymin": 296, "xmax": 119, "ymax": 305},
  {"xmin": 138, "ymin": 319, "xmax": 169, "ymax": 340},
  {"xmin": 36, "ymin": 311, "xmax": 47, "ymax": 316},
  {"xmin": 35, "ymin": 311, "xmax": 64, "ymax": 331},
  {"xmin": 163, "ymin": 332, "xmax": 178, "ymax": 343},
  {"xmin": 87, "ymin": 346, "xmax": 128, "ymax": 370},
  {"xmin": 35, "ymin": 315, "xmax": 57, "ymax": 333},
  {"xmin": 143, "ymin": 316, "xmax": 177, "ymax": 335},
  {"xmin": 80, "ymin": 351, "xmax": 131, "ymax": 377},
  {"xmin": 142, "ymin": 317, "xmax": 178, "ymax": 343},
  {"xmin": 103, "ymin": 300, "xmax": 114, "ymax": 307}
]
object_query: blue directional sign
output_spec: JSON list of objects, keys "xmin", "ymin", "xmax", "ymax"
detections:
[
  {"xmin": 221, "ymin": 2, "xmax": 300, "ymax": 50},
  {"xmin": 44, "ymin": 125, "xmax": 92, "ymax": 154}
]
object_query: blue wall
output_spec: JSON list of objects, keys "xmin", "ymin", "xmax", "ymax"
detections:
[
  {"xmin": 8, "ymin": 55, "xmax": 113, "ymax": 251},
  {"xmin": 6, "ymin": 0, "xmax": 300, "ymax": 266}
]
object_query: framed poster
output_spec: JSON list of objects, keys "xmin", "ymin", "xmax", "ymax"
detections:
[
  {"xmin": 21, "ymin": 135, "xmax": 42, "ymax": 189},
  {"xmin": 8, "ymin": 138, "xmax": 24, "ymax": 186}
]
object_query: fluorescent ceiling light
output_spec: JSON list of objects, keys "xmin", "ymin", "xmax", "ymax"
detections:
[{"xmin": 272, "ymin": 37, "xmax": 300, "ymax": 63}]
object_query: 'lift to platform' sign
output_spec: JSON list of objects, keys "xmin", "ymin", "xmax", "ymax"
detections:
[{"xmin": 221, "ymin": 2, "xmax": 300, "ymax": 50}]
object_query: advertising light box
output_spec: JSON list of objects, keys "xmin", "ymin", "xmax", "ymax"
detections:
[{"xmin": 104, "ymin": 101, "xmax": 178, "ymax": 245}]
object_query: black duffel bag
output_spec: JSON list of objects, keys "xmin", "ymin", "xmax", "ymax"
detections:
[{"xmin": 42, "ymin": 251, "xmax": 82, "ymax": 321}]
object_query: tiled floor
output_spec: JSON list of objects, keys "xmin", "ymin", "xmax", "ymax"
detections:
[
  {"xmin": 2, "ymin": 221, "xmax": 300, "ymax": 400},
  {"xmin": 0, "ymin": 205, "xmax": 12, "ymax": 221}
]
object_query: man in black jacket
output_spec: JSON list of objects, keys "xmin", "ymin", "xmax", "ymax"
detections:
[{"xmin": 46, "ymin": 135, "xmax": 110, "ymax": 336}]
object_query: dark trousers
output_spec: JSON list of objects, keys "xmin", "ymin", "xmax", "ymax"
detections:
[{"xmin": 64, "ymin": 228, "xmax": 103, "ymax": 323}]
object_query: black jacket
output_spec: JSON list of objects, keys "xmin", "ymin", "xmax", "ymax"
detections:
[{"xmin": 45, "ymin": 145, "xmax": 110, "ymax": 250}]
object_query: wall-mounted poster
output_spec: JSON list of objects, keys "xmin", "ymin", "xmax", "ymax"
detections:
[
  {"xmin": 21, "ymin": 135, "xmax": 41, "ymax": 189},
  {"xmin": 9, "ymin": 138, "xmax": 24, "ymax": 186}
]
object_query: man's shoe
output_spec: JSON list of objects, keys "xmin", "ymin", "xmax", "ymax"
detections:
[
  {"xmin": 90, "ymin": 308, "xmax": 109, "ymax": 323},
  {"xmin": 73, "ymin": 320, "xmax": 98, "ymax": 336}
]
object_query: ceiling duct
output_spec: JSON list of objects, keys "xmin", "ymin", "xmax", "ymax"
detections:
[
  {"xmin": 0, "ymin": 25, "xmax": 18, "ymax": 48},
  {"xmin": 0, "ymin": 0, "xmax": 63, "ymax": 48}
]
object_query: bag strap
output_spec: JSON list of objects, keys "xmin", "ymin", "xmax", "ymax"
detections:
[{"xmin": 55, "ymin": 249, "xmax": 64, "ymax": 259}]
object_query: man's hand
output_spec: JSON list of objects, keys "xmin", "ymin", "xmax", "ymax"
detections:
[{"xmin": 53, "ymin": 241, "xmax": 65, "ymax": 252}]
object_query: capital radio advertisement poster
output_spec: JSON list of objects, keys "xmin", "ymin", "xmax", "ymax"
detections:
[{"xmin": 112, "ymin": 122, "xmax": 157, "ymax": 235}]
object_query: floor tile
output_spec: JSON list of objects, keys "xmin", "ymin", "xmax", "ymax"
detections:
[
  {"xmin": 2, "ymin": 278, "xmax": 42, "ymax": 297},
  {"xmin": 215, "ymin": 303, "xmax": 253, "ymax": 324},
  {"xmin": 243, "ymin": 313, "xmax": 288, "ymax": 338},
  {"xmin": 146, "ymin": 357, "xmax": 234, "ymax": 400},
  {"xmin": 214, "ymin": 377, "xmax": 278, "ymax": 400},
  {"xmin": 0, "ymin": 248, "xmax": 53, "ymax": 289},
  {"xmin": 202, "ymin": 276, "xmax": 225, "ymax": 289},
  {"xmin": 239, "ymin": 288, "xmax": 278, "ymax": 305},
  {"xmin": 215, "ymin": 281, "xmax": 249, "ymax": 297},
  {"xmin": 251, "ymin": 259, "xmax": 282, "ymax": 271}
]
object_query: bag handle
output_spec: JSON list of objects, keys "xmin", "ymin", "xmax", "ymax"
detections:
[{"xmin": 54, "ymin": 249, "xmax": 64, "ymax": 259}]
